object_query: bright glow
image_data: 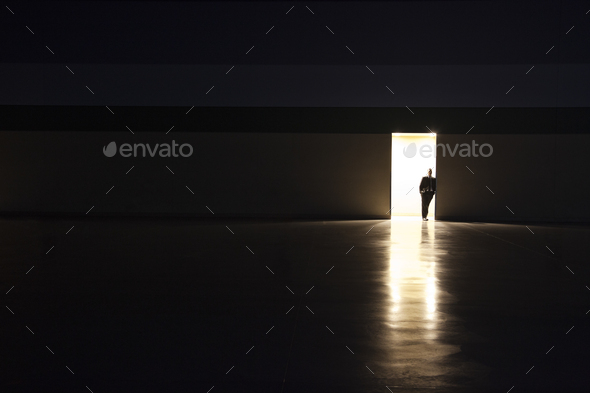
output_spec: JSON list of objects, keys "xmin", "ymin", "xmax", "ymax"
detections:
[
  {"xmin": 391, "ymin": 133, "xmax": 437, "ymax": 217},
  {"xmin": 388, "ymin": 219, "xmax": 438, "ymax": 326}
]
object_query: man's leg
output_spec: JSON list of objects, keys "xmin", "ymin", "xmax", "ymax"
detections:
[{"xmin": 423, "ymin": 192, "xmax": 433, "ymax": 219}]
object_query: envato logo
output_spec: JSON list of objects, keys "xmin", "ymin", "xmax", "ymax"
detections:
[
  {"xmin": 103, "ymin": 141, "xmax": 193, "ymax": 158},
  {"xmin": 403, "ymin": 141, "xmax": 493, "ymax": 158}
]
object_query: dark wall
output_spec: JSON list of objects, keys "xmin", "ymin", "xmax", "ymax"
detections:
[
  {"xmin": 2, "ymin": 130, "xmax": 588, "ymax": 222},
  {"xmin": 0, "ymin": 131, "xmax": 391, "ymax": 218},
  {"xmin": 436, "ymin": 134, "xmax": 590, "ymax": 222},
  {"xmin": 3, "ymin": 105, "xmax": 590, "ymax": 135}
]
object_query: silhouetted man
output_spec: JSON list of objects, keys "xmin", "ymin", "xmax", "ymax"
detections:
[{"xmin": 419, "ymin": 168, "xmax": 436, "ymax": 221}]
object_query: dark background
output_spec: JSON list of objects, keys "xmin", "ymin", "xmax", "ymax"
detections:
[{"xmin": 1, "ymin": 0, "xmax": 589, "ymax": 221}]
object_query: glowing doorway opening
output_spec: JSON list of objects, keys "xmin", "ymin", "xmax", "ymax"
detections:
[{"xmin": 391, "ymin": 133, "xmax": 437, "ymax": 219}]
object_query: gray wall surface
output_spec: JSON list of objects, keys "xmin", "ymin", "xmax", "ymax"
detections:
[
  {"xmin": 435, "ymin": 134, "xmax": 590, "ymax": 222},
  {"xmin": 0, "ymin": 132, "xmax": 391, "ymax": 218}
]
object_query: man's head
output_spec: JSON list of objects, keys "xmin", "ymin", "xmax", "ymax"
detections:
[{"xmin": 428, "ymin": 168, "xmax": 432, "ymax": 177}]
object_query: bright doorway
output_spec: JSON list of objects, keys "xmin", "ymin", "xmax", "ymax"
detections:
[{"xmin": 391, "ymin": 133, "xmax": 437, "ymax": 219}]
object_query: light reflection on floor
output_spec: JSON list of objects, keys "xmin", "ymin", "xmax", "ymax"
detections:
[
  {"xmin": 389, "ymin": 218, "xmax": 437, "ymax": 326},
  {"xmin": 385, "ymin": 218, "xmax": 466, "ymax": 387}
]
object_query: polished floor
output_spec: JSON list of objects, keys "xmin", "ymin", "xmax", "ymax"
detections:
[{"xmin": 1, "ymin": 217, "xmax": 590, "ymax": 392}]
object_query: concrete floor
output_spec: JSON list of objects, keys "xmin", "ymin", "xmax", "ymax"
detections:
[{"xmin": 1, "ymin": 217, "xmax": 590, "ymax": 392}]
